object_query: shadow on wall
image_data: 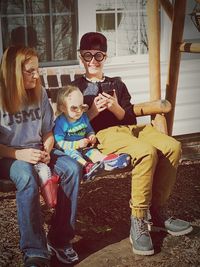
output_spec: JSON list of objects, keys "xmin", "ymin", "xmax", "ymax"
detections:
[{"xmin": 11, "ymin": 26, "xmax": 37, "ymax": 48}]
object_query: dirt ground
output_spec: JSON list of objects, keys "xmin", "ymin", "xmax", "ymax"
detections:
[{"xmin": 0, "ymin": 160, "xmax": 200, "ymax": 267}]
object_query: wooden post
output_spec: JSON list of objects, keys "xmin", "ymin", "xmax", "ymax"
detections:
[
  {"xmin": 147, "ymin": 0, "xmax": 161, "ymax": 101},
  {"xmin": 152, "ymin": 114, "xmax": 169, "ymax": 134},
  {"xmin": 147, "ymin": 1, "xmax": 169, "ymax": 133},
  {"xmin": 159, "ymin": 0, "xmax": 173, "ymax": 21},
  {"xmin": 165, "ymin": 0, "xmax": 187, "ymax": 136}
]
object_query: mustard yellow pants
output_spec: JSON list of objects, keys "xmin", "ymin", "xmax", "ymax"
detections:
[{"xmin": 96, "ymin": 124, "xmax": 181, "ymax": 218}]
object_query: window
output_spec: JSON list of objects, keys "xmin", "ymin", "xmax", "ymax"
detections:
[
  {"xmin": 96, "ymin": 0, "xmax": 148, "ymax": 57},
  {"xmin": 78, "ymin": 0, "xmax": 149, "ymax": 65},
  {"xmin": 0, "ymin": 0, "xmax": 150, "ymax": 67},
  {"xmin": 0, "ymin": 0, "xmax": 78, "ymax": 66}
]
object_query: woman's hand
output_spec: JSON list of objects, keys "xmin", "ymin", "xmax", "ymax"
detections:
[
  {"xmin": 41, "ymin": 151, "xmax": 51, "ymax": 164},
  {"xmin": 15, "ymin": 148, "xmax": 47, "ymax": 164}
]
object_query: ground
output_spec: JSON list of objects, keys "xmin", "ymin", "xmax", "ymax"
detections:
[{"xmin": 0, "ymin": 160, "xmax": 200, "ymax": 267}]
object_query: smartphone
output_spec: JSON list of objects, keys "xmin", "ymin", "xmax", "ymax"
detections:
[{"xmin": 100, "ymin": 81, "xmax": 114, "ymax": 96}]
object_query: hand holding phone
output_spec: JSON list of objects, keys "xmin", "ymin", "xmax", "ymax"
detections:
[{"xmin": 100, "ymin": 81, "xmax": 114, "ymax": 96}]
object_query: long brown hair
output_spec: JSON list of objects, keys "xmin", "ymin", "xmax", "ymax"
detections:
[{"xmin": 0, "ymin": 46, "xmax": 41, "ymax": 114}]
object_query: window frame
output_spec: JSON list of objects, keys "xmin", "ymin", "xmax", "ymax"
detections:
[
  {"xmin": 0, "ymin": 0, "xmax": 78, "ymax": 67},
  {"xmin": 78, "ymin": 0, "xmax": 170, "ymax": 67},
  {"xmin": 0, "ymin": 1, "xmax": 179, "ymax": 67}
]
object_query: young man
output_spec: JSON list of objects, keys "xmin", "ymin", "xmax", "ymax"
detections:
[{"xmin": 72, "ymin": 32, "xmax": 193, "ymax": 256}]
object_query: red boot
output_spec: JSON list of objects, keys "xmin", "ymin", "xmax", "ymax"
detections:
[{"xmin": 40, "ymin": 174, "xmax": 59, "ymax": 208}]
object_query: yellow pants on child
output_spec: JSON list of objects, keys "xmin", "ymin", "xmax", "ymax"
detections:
[{"xmin": 96, "ymin": 124, "xmax": 181, "ymax": 218}]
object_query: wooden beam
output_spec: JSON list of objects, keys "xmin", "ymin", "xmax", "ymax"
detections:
[
  {"xmin": 147, "ymin": 0, "xmax": 161, "ymax": 101},
  {"xmin": 147, "ymin": 1, "xmax": 170, "ymax": 134},
  {"xmin": 165, "ymin": 0, "xmax": 187, "ymax": 136},
  {"xmin": 152, "ymin": 114, "xmax": 169, "ymax": 134},
  {"xmin": 179, "ymin": 42, "xmax": 200, "ymax": 53},
  {"xmin": 159, "ymin": 0, "xmax": 173, "ymax": 21},
  {"xmin": 133, "ymin": 99, "xmax": 171, "ymax": 117}
]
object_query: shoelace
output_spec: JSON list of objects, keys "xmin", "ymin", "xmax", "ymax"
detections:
[
  {"xmin": 167, "ymin": 216, "xmax": 176, "ymax": 224},
  {"xmin": 134, "ymin": 218, "xmax": 149, "ymax": 240}
]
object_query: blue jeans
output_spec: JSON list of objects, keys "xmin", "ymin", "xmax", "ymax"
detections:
[{"xmin": 0, "ymin": 149, "xmax": 81, "ymax": 259}]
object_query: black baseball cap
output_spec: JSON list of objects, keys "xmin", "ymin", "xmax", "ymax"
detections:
[{"xmin": 79, "ymin": 32, "xmax": 107, "ymax": 52}]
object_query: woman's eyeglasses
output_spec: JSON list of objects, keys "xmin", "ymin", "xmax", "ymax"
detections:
[
  {"xmin": 23, "ymin": 68, "xmax": 39, "ymax": 77},
  {"xmin": 70, "ymin": 104, "xmax": 89, "ymax": 113},
  {"xmin": 81, "ymin": 52, "xmax": 106, "ymax": 62}
]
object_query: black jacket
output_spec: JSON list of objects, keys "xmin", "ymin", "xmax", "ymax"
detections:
[{"xmin": 72, "ymin": 76, "xmax": 137, "ymax": 133}]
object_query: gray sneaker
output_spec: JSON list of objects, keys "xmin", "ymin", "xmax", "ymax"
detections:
[
  {"xmin": 149, "ymin": 216, "xmax": 193, "ymax": 236},
  {"xmin": 130, "ymin": 216, "xmax": 154, "ymax": 256},
  {"xmin": 149, "ymin": 207, "xmax": 193, "ymax": 236}
]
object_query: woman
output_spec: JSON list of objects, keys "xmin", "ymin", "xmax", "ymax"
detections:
[{"xmin": 0, "ymin": 46, "xmax": 81, "ymax": 267}]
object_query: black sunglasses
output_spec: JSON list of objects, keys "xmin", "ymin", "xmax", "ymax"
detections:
[{"xmin": 81, "ymin": 52, "xmax": 106, "ymax": 62}]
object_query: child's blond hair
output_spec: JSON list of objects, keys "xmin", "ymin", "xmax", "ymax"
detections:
[{"xmin": 56, "ymin": 85, "xmax": 80, "ymax": 116}]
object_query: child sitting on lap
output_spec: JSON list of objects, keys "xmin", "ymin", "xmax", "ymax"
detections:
[{"xmin": 53, "ymin": 85, "xmax": 131, "ymax": 181}]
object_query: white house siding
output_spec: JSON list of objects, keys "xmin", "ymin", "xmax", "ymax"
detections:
[
  {"xmin": 173, "ymin": 59, "xmax": 200, "ymax": 135},
  {"xmin": 103, "ymin": 58, "xmax": 200, "ymax": 136}
]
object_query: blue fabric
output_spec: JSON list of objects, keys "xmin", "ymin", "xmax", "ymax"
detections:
[
  {"xmin": 54, "ymin": 113, "xmax": 94, "ymax": 143},
  {"xmin": 0, "ymin": 148, "xmax": 82, "ymax": 257}
]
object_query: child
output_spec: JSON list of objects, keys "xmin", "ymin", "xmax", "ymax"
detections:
[{"xmin": 53, "ymin": 85, "xmax": 131, "ymax": 181}]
